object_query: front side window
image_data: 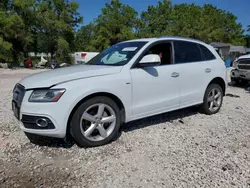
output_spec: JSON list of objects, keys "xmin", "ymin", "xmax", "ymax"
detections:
[
  {"xmin": 174, "ymin": 41, "xmax": 203, "ymax": 63},
  {"xmin": 141, "ymin": 42, "xmax": 173, "ymax": 65},
  {"xmin": 86, "ymin": 42, "xmax": 147, "ymax": 66}
]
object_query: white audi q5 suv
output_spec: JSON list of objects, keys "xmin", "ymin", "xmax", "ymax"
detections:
[{"xmin": 12, "ymin": 37, "xmax": 227, "ymax": 147}]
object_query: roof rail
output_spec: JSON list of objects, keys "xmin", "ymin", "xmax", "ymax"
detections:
[{"xmin": 158, "ymin": 36, "xmax": 204, "ymax": 43}]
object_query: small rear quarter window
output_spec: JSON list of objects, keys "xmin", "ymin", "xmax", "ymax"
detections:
[{"xmin": 199, "ymin": 44, "xmax": 216, "ymax": 61}]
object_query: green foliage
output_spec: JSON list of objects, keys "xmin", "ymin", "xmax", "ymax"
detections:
[
  {"xmin": 0, "ymin": 0, "xmax": 248, "ymax": 64},
  {"xmin": 36, "ymin": 0, "xmax": 82, "ymax": 57},
  {"xmin": 246, "ymin": 26, "xmax": 250, "ymax": 48},
  {"xmin": 0, "ymin": 36, "xmax": 12, "ymax": 62},
  {"xmin": 75, "ymin": 0, "xmax": 246, "ymax": 52},
  {"xmin": 82, "ymin": 0, "xmax": 139, "ymax": 51},
  {"xmin": 139, "ymin": 0, "xmax": 173, "ymax": 37},
  {"xmin": 56, "ymin": 37, "xmax": 71, "ymax": 64},
  {"xmin": 75, "ymin": 23, "xmax": 95, "ymax": 51},
  {"xmin": 139, "ymin": 1, "xmax": 245, "ymax": 45},
  {"xmin": 0, "ymin": 0, "xmax": 35, "ymax": 63},
  {"xmin": 0, "ymin": 0, "xmax": 82, "ymax": 63}
]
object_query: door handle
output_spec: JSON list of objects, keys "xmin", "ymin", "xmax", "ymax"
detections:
[
  {"xmin": 205, "ymin": 68, "xmax": 211, "ymax": 73},
  {"xmin": 171, "ymin": 72, "xmax": 179, "ymax": 78}
]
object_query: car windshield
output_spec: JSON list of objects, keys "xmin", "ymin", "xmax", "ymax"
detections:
[{"xmin": 86, "ymin": 41, "xmax": 147, "ymax": 66}]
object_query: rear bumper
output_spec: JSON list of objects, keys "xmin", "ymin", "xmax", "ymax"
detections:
[{"xmin": 230, "ymin": 69, "xmax": 250, "ymax": 80}]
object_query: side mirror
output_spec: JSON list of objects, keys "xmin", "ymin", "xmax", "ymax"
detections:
[{"xmin": 139, "ymin": 54, "xmax": 161, "ymax": 67}]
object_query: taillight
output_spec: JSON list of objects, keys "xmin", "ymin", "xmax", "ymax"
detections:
[{"xmin": 81, "ymin": 53, "xmax": 87, "ymax": 58}]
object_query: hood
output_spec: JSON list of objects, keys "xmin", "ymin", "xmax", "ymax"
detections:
[
  {"xmin": 238, "ymin": 54, "xmax": 250, "ymax": 60},
  {"xmin": 20, "ymin": 65, "xmax": 123, "ymax": 89}
]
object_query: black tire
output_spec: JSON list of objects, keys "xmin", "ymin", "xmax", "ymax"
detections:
[
  {"xmin": 230, "ymin": 77, "xmax": 235, "ymax": 83},
  {"xmin": 233, "ymin": 78, "xmax": 248, "ymax": 86},
  {"xmin": 200, "ymin": 83, "xmax": 223, "ymax": 115},
  {"xmin": 241, "ymin": 80, "xmax": 249, "ymax": 85},
  {"xmin": 231, "ymin": 77, "xmax": 240, "ymax": 85},
  {"xmin": 70, "ymin": 96, "xmax": 121, "ymax": 147}
]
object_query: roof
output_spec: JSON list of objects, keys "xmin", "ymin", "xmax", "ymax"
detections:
[
  {"xmin": 230, "ymin": 46, "xmax": 246, "ymax": 53},
  {"xmin": 210, "ymin": 42, "xmax": 231, "ymax": 48},
  {"xmin": 238, "ymin": 54, "xmax": 250, "ymax": 60},
  {"xmin": 125, "ymin": 38, "xmax": 156, "ymax": 42},
  {"xmin": 210, "ymin": 42, "xmax": 246, "ymax": 53},
  {"xmin": 126, "ymin": 36, "xmax": 206, "ymax": 44},
  {"xmin": 158, "ymin": 36, "xmax": 203, "ymax": 43}
]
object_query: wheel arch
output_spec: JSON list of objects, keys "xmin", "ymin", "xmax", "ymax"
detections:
[
  {"xmin": 66, "ymin": 92, "xmax": 126, "ymax": 137},
  {"xmin": 206, "ymin": 77, "xmax": 226, "ymax": 96}
]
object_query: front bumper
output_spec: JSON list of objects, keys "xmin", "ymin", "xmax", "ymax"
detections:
[
  {"xmin": 230, "ymin": 69, "xmax": 250, "ymax": 81},
  {"xmin": 12, "ymin": 87, "xmax": 69, "ymax": 138}
]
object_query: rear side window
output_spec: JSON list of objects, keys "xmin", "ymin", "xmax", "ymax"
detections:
[
  {"xmin": 174, "ymin": 41, "xmax": 203, "ymax": 63},
  {"xmin": 199, "ymin": 44, "xmax": 216, "ymax": 61}
]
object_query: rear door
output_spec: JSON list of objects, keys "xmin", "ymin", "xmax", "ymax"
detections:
[{"xmin": 173, "ymin": 41, "xmax": 217, "ymax": 108}]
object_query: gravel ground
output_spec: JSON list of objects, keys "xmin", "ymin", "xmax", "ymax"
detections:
[{"xmin": 0, "ymin": 68, "xmax": 250, "ymax": 188}]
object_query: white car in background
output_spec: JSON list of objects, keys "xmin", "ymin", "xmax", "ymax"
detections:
[
  {"xmin": 12, "ymin": 37, "xmax": 227, "ymax": 147},
  {"xmin": 74, "ymin": 52, "xmax": 99, "ymax": 64}
]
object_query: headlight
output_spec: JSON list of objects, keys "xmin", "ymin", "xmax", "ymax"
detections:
[
  {"xmin": 232, "ymin": 60, "xmax": 238, "ymax": 68},
  {"xmin": 29, "ymin": 89, "xmax": 65, "ymax": 102}
]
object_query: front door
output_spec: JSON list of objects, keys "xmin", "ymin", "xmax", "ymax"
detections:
[{"xmin": 130, "ymin": 42, "xmax": 180, "ymax": 119}]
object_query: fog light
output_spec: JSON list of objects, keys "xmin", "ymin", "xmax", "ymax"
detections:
[
  {"xmin": 231, "ymin": 71, "xmax": 235, "ymax": 76},
  {"xmin": 36, "ymin": 118, "xmax": 48, "ymax": 127}
]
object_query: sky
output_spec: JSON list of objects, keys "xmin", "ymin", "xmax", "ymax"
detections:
[{"xmin": 75, "ymin": 0, "xmax": 250, "ymax": 31}]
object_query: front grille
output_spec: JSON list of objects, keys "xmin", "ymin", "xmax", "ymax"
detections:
[
  {"xmin": 238, "ymin": 59, "xmax": 250, "ymax": 70},
  {"xmin": 238, "ymin": 65, "xmax": 250, "ymax": 70},
  {"xmin": 13, "ymin": 84, "xmax": 25, "ymax": 108},
  {"xmin": 21, "ymin": 115, "xmax": 55, "ymax": 129}
]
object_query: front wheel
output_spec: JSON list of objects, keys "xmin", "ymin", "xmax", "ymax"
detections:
[
  {"xmin": 231, "ymin": 77, "xmax": 241, "ymax": 85},
  {"xmin": 70, "ymin": 96, "xmax": 121, "ymax": 147},
  {"xmin": 200, "ymin": 84, "xmax": 223, "ymax": 115}
]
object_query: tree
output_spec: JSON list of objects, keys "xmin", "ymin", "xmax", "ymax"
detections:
[
  {"xmin": 56, "ymin": 37, "xmax": 71, "ymax": 64},
  {"xmin": 170, "ymin": 3, "xmax": 203, "ymax": 39},
  {"xmin": 36, "ymin": 0, "xmax": 82, "ymax": 62},
  {"xmin": 88, "ymin": 0, "xmax": 139, "ymax": 51},
  {"xmin": 138, "ymin": 1, "xmax": 245, "ymax": 45},
  {"xmin": 0, "ymin": 0, "xmax": 36, "ymax": 62},
  {"xmin": 246, "ymin": 25, "xmax": 250, "ymax": 48},
  {"xmin": 0, "ymin": 0, "xmax": 82, "ymax": 64},
  {"xmin": 0, "ymin": 36, "xmax": 12, "ymax": 62},
  {"xmin": 139, "ymin": 0, "xmax": 173, "ymax": 37},
  {"xmin": 75, "ymin": 23, "xmax": 95, "ymax": 51}
]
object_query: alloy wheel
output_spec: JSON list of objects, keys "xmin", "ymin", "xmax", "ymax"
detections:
[
  {"xmin": 80, "ymin": 103, "xmax": 116, "ymax": 141},
  {"xmin": 207, "ymin": 88, "xmax": 222, "ymax": 112}
]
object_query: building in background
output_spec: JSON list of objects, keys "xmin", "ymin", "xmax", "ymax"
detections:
[{"xmin": 210, "ymin": 42, "xmax": 247, "ymax": 67}]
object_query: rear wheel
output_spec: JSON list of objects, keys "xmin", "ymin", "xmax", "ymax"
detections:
[
  {"xmin": 200, "ymin": 84, "xmax": 223, "ymax": 115},
  {"xmin": 70, "ymin": 96, "xmax": 121, "ymax": 147}
]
